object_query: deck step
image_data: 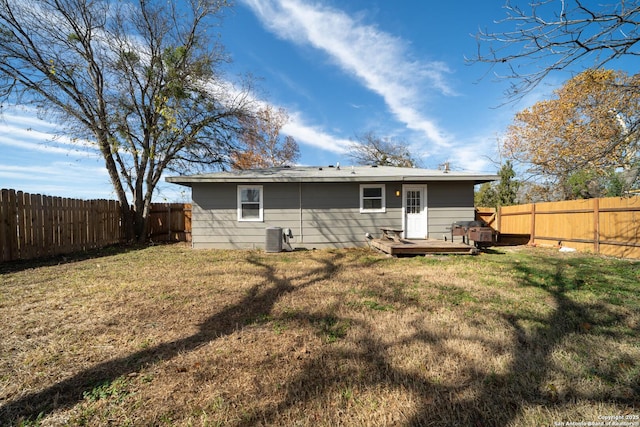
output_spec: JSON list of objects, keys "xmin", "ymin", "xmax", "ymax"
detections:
[{"xmin": 370, "ymin": 238, "xmax": 478, "ymax": 256}]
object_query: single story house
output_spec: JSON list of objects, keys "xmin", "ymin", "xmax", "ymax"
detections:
[{"xmin": 166, "ymin": 165, "xmax": 498, "ymax": 250}]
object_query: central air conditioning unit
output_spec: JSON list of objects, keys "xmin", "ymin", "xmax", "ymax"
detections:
[{"xmin": 265, "ymin": 227, "xmax": 283, "ymax": 253}]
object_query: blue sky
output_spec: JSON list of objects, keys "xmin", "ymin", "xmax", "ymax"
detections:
[{"xmin": 0, "ymin": 0, "xmax": 590, "ymax": 201}]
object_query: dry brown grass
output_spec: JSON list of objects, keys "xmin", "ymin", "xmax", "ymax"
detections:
[{"xmin": 0, "ymin": 244, "xmax": 638, "ymax": 426}]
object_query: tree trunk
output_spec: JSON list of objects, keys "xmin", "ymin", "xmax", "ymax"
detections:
[
  {"xmin": 120, "ymin": 203, "xmax": 135, "ymax": 243},
  {"xmin": 133, "ymin": 208, "xmax": 147, "ymax": 243},
  {"xmin": 96, "ymin": 136, "xmax": 137, "ymax": 242}
]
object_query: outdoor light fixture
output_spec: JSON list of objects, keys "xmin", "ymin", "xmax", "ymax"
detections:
[{"xmin": 395, "ymin": 190, "xmax": 401, "ymax": 197}]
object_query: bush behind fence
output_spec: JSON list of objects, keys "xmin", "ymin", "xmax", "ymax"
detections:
[{"xmin": 1, "ymin": 189, "xmax": 191, "ymax": 263}]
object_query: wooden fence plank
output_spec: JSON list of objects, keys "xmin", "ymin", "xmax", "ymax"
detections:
[
  {"xmin": 79, "ymin": 199, "xmax": 87, "ymax": 250},
  {"xmin": 105, "ymin": 200, "xmax": 112, "ymax": 243},
  {"xmin": 51, "ymin": 196, "xmax": 58, "ymax": 255},
  {"xmin": 184, "ymin": 204, "xmax": 192, "ymax": 242},
  {"xmin": 21, "ymin": 192, "xmax": 34, "ymax": 260},
  {"xmin": 82, "ymin": 199, "xmax": 90, "ymax": 250},
  {"xmin": 0, "ymin": 189, "xmax": 11, "ymax": 262},
  {"xmin": 52, "ymin": 196, "xmax": 61, "ymax": 255},
  {"xmin": 16, "ymin": 191, "xmax": 26, "ymax": 260},
  {"xmin": 47, "ymin": 195, "xmax": 55, "ymax": 254},
  {"xmin": 110, "ymin": 200, "xmax": 117, "ymax": 242},
  {"xmin": 67, "ymin": 197, "xmax": 74, "ymax": 251},
  {"xmin": 94, "ymin": 200, "xmax": 101, "ymax": 247},
  {"xmin": 89, "ymin": 200, "xmax": 97, "ymax": 249},
  {"xmin": 65, "ymin": 197, "xmax": 73, "ymax": 253},
  {"xmin": 7, "ymin": 190, "xmax": 18, "ymax": 261},
  {"xmin": 69, "ymin": 198, "xmax": 78, "ymax": 250},
  {"xmin": 529, "ymin": 203, "xmax": 536, "ymax": 246},
  {"xmin": 75, "ymin": 198, "xmax": 83, "ymax": 251},
  {"xmin": 99, "ymin": 200, "xmax": 106, "ymax": 246},
  {"xmin": 32, "ymin": 193, "xmax": 43, "ymax": 259},
  {"xmin": 42, "ymin": 195, "xmax": 50, "ymax": 257},
  {"xmin": 593, "ymin": 198, "xmax": 600, "ymax": 254},
  {"xmin": 54, "ymin": 196, "xmax": 62, "ymax": 254},
  {"xmin": 95, "ymin": 199, "xmax": 102, "ymax": 248},
  {"xmin": 101, "ymin": 200, "xmax": 108, "ymax": 245}
]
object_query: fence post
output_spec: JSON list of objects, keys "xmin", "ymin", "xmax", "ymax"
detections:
[
  {"xmin": 0, "ymin": 189, "xmax": 11, "ymax": 262},
  {"xmin": 21, "ymin": 192, "xmax": 34, "ymax": 260},
  {"xmin": 42, "ymin": 195, "xmax": 49, "ymax": 257},
  {"xmin": 7, "ymin": 190, "xmax": 18, "ymax": 261},
  {"xmin": 167, "ymin": 203, "xmax": 172, "ymax": 241},
  {"xmin": 33, "ymin": 193, "xmax": 43, "ymax": 259},
  {"xmin": 529, "ymin": 203, "xmax": 536, "ymax": 246},
  {"xmin": 593, "ymin": 198, "xmax": 600, "ymax": 255},
  {"xmin": 185, "ymin": 204, "xmax": 192, "ymax": 243}
]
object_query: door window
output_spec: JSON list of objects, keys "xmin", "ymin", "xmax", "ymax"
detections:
[{"xmin": 406, "ymin": 190, "xmax": 421, "ymax": 214}]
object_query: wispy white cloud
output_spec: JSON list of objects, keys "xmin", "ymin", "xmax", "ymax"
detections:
[
  {"xmin": 0, "ymin": 183, "xmax": 116, "ymax": 199},
  {"xmin": 283, "ymin": 112, "xmax": 353, "ymax": 153},
  {"xmin": 241, "ymin": 0, "xmax": 453, "ymax": 146},
  {"xmin": 0, "ymin": 163, "xmax": 108, "ymax": 181},
  {"xmin": 448, "ymin": 139, "xmax": 498, "ymax": 173},
  {"xmin": 0, "ymin": 107, "xmax": 99, "ymax": 157},
  {"xmin": 217, "ymin": 80, "xmax": 352, "ymax": 155},
  {"xmin": 0, "ymin": 162, "xmax": 114, "ymax": 199},
  {"xmin": 0, "ymin": 130, "xmax": 96, "ymax": 157},
  {"xmin": 0, "ymin": 106, "xmax": 52, "ymax": 128}
]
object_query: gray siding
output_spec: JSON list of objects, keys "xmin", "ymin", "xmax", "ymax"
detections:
[
  {"xmin": 191, "ymin": 182, "xmax": 401, "ymax": 249},
  {"xmin": 425, "ymin": 181, "xmax": 475, "ymax": 240},
  {"xmin": 191, "ymin": 180, "xmax": 475, "ymax": 249}
]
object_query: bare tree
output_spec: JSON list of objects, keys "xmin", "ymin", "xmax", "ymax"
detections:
[
  {"xmin": 471, "ymin": 0, "xmax": 640, "ymax": 98},
  {"xmin": 0, "ymin": 0, "xmax": 254, "ymax": 241},
  {"xmin": 347, "ymin": 132, "xmax": 418, "ymax": 167}
]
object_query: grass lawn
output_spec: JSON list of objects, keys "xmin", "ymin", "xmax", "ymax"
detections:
[{"xmin": 0, "ymin": 244, "xmax": 638, "ymax": 426}]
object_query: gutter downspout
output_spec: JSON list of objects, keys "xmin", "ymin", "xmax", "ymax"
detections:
[{"xmin": 299, "ymin": 180, "xmax": 304, "ymax": 243}]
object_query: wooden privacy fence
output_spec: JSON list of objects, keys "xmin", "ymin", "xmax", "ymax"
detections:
[
  {"xmin": 1, "ymin": 189, "xmax": 193, "ymax": 263},
  {"xmin": 1, "ymin": 189, "xmax": 122, "ymax": 262},
  {"xmin": 477, "ymin": 196, "xmax": 640, "ymax": 259},
  {"xmin": 475, "ymin": 208, "xmax": 497, "ymax": 229},
  {"xmin": 147, "ymin": 203, "xmax": 192, "ymax": 243}
]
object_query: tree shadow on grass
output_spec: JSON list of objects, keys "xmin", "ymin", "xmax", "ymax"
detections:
[
  {"xmin": 452, "ymin": 264, "xmax": 622, "ymax": 424},
  {"xmin": 232, "ymin": 253, "xmax": 639, "ymax": 426},
  {"xmin": 414, "ymin": 255, "xmax": 639, "ymax": 425},
  {"xmin": 2, "ymin": 250, "xmax": 637, "ymax": 426},
  {"xmin": 0, "ymin": 251, "xmax": 344, "ymax": 425},
  {"xmin": 0, "ymin": 243, "xmax": 148, "ymax": 275}
]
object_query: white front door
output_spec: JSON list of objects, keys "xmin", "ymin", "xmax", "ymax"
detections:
[{"xmin": 403, "ymin": 186, "xmax": 427, "ymax": 239}]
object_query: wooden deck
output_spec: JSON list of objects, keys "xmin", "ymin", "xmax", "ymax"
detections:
[{"xmin": 370, "ymin": 238, "xmax": 478, "ymax": 256}]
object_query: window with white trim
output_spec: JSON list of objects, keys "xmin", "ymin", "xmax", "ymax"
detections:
[
  {"xmin": 238, "ymin": 185, "xmax": 263, "ymax": 221},
  {"xmin": 360, "ymin": 184, "xmax": 386, "ymax": 213}
]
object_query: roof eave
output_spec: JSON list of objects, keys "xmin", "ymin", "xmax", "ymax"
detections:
[{"xmin": 165, "ymin": 174, "xmax": 500, "ymax": 186}]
